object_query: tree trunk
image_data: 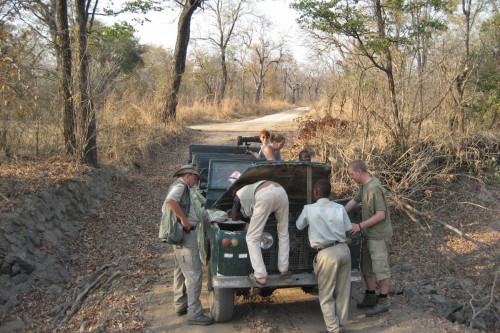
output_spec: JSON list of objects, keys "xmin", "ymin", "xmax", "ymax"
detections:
[
  {"xmin": 218, "ymin": 49, "xmax": 227, "ymax": 104},
  {"xmin": 163, "ymin": 0, "xmax": 202, "ymax": 122},
  {"xmin": 56, "ymin": 0, "xmax": 76, "ymax": 156},
  {"xmin": 374, "ymin": 0, "xmax": 405, "ymax": 150},
  {"xmin": 454, "ymin": 0, "xmax": 472, "ymax": 133},
  {"xmin": 75, "ymin": 0, "xmax": 97, "ymax": 166},
  {"xmin": 255, "ymin": 77, "xmax": 263, "ymax": 104}
]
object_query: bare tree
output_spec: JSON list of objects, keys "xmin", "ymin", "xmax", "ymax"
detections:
[
  {"xmin": 163, "ymin": 0, "xmax": 203, "ymax": 122},
  {"xmin": 452, "ymin": 0, "xmax": 484, "ymax": 132},
  {"xmin": 242, "ymin": 16, "xmax": 285, "ymax": 104},
  {"xmin": 203, "ymin": 0, "xmax": 248, "ymax": 104},
  {"xmin": 281, "ymin": 59, "xmax": 307, "ymax": 104},
  {"xmin": 11, "ymin": 0, "xmax": 76, "ymax": 155}
]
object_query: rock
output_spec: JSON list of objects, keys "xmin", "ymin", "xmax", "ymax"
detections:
[
  {"xmin": 431, "ymin": 294, "xmax": 447, "ymax": 304},
  {"xmin": 443, "ymin": 300, "xmax": 463, "ymax": 320},
  {"xmin": 8, "ymin": 252, "xmax": 35, "ymax": 275},
  {"xmin": 47, "ymin": 284, "xmax": 63, "ymax": 302},
  {"xmin": 0, "ymin": 318, "xmax": 25, "ymax": 333},
  {"xmin": 452, "ymin": 310, "xmax": 466, "ymax": 324},
  {"xmin": 471, "ymin": 317, "xmax": 487, "ymax": 331},
  {"xmin": 11, "ymin": 274, "xmax": 29, "ymax": 285},
  {"xmin": 423, "ymin": 284, "xmax": 437, "ymax": 294},
  {"xmin": 461, "ymin": 278, "xmax": 474, "ymax": 288},
  {"xmin": 401, "ymin": 262, "xmax": 413, "ymax": 271},
  {"xmin": 0, "ymin": 290, "xmax": 11, "ymax": 305},
  {"xmin": 389, "ymin": 285, "xmax": 404, "ymax": 295},
  {"xmin": 404, "ymin": 286, "xmax": 420, "ymax": 298}
]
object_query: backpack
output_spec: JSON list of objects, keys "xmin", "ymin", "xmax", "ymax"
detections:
[{"xmin": 160, "ymin": 203, "xmax": 185, "ymax": 245}]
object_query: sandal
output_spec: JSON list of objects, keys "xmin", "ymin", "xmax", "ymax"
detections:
[{"xmin": 248, "ymin": 273, "xmax": 266, "ymax": 286}]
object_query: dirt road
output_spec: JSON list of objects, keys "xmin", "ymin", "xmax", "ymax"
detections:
[{"xmin": 141, "ymin": 107, "xmax": 470, "ymax": 333}]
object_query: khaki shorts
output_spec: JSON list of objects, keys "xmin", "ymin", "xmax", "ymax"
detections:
[{"xmin": 361, "ymin": 239, "xmax": 391, "ymax": 281}]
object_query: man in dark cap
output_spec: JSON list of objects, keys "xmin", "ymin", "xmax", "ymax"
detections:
[
  {"xmin": 298, "ymin": 150, "xmax": 312, "ymax": 162},
  {"xmin": 159, "ymin": 164, "xmax": 214, "ymax": 325}
]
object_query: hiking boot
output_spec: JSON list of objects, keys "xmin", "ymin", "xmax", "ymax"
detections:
[
  {"xmin": 356, "ymin": 292, "xmax": 378, "ymax": 308},
  {"xmin": 175, "ymin": 305, "xmax": 188, "ymax": 316},
  {"xmin": 188, "ymin": 314, "xmax": 215, "ymax": 325},
  {"xmin": 366, "ymin": 297, "xmax": 390, "ymax": 317}
]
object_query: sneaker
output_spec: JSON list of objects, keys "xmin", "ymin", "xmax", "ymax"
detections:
[
  {"xmin": 356, "ymin": 292, "xmax": 378, "ymax": 308},
  {"xmin": 188, "ymin": 314, "xmax": 215, "ymax": 325},
  {"xmin": 366, "ymin": 297, "xmax": 390, "ymax": 317},
  {"xmin": 175, "ymin": 305, "xmax": 188, "ymax": 316}
]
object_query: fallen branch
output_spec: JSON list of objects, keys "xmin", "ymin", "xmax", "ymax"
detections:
[
  {"xmin": 53, "ymin": 261, "xmax": 122, "ymax": 329},
  {"xmin": 61, "ymin": 270, "xmax": 109, "ymax": 324},
  {"xmin": 396, "ymin": 200, "xmax": 498, "ymax": 261},
  {"xmin": 435, "ymin": 219, "xmax": 498, "ymax": 260},
  {"xmin": 0, "ymin": 192, "xmax": 11, "ymax": 201},
  {"xmin": 470, "ymin": 267, "xmax": 499, "ymax": 325}
]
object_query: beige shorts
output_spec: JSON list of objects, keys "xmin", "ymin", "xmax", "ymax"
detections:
[{"xmin": 361, "ymin": 238, "xmax": 391, "ymax": 281}]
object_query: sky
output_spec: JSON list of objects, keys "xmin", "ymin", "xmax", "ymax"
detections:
[{"xmin": 107, "ymin": 0, "xmax": 310, "ymax": 62}]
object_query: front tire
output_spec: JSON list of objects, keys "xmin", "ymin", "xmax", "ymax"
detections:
[{"xmin": 209, "ymin": 287, "xmax": 234, "ymax": 322}]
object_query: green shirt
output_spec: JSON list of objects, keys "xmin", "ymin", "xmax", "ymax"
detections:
[{"xmin": 354, "ymin": 177, "xmax": 393, "ymax": 240}]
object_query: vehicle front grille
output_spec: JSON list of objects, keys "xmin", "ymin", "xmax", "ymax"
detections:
[
  {"xmin": 262, "ymin": 224, "xmax": 314, "ymax": 273},
  {"xmin": 261, "ymin": 222, "xmax": 362, "ymax": 273}
]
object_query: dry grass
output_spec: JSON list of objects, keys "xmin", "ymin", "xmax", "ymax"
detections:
[{"xmin": 289, "ymin": 106, "xmax": 499, "ymax": 330}]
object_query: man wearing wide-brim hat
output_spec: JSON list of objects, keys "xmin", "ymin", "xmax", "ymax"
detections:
[{"xmin": 159, "ymin": 164, "xmax": 214, "ymax": 325}]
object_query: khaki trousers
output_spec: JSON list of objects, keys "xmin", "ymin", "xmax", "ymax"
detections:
[
  {"xmin": 314, "ymin": 242, "xmax": 351, "ymax": 333},
  {"xmin": 246, "ymin": 185, "xmax": 289, "ymax": 279},
  {"xmin": 173, "ymin": 231, "xmax": 203, "ymax": 319}
]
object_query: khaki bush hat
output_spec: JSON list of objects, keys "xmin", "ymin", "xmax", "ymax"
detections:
[{"xmin": 173, "ymin": 164, "xmax": 202, "ymax": 178}]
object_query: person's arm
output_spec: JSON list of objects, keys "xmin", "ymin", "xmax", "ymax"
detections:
[
  {"xmin": 230, "ymin": 196, "xmax": 245, "ymax": 221},
  {"xmin": 344, "ymin": 198, "xmax": 358, "ymax": 213},
  {"xmin": 359, "ymin": 210, "xmax": 385, "ymax": 229},
  {"xmin": 295, "ymin": 209, "xmax": 308, "ymax": 230},
  {"xmin": 342, "ymin": 207, "xmax": 353, "ymax": 235},
  {"xmin": 262, "ymin": 145, "xmax": 276, "ymax": 160},
  {"xmin": 166, "ymin": 198, "xmax": 192, "ymax": 230},
  {"xmin": 348, "ymin": 209, "xmax": 385, "ymax": 234},
  {"xmin": 246, "ymin": 147, "xmax": 258, "ymax": 158}
]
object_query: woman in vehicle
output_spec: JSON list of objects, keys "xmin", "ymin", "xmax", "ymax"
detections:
[
  {"xmin": 262, "ymin": 133, "xmax": 286, "ymax": 161},
  {"xmin": 248, "ymin": 129, "xmax": 271, "ymax": 160}
]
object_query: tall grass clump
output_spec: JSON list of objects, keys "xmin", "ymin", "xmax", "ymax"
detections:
[{"xmin": 98, "ymin": 89, "xmax": 184, "ymax": 170}]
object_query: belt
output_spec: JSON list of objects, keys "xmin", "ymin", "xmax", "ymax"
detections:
[
  {"xmin": 255, "ymin": 181, "xmax": 279, "ymax": 193},
  {"xmin": 316, "ymin": 241, "xmax": 341, "ymax": 252}
]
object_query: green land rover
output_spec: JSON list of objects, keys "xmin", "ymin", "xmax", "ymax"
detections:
[{"xmin": 189, "ymin": 139, "xmax": 362, "ymax": 323}]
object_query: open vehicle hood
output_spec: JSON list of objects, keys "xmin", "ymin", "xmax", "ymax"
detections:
[{"xmin": 212, "ymin": 161, "xmax": 331, "ymax": 211}]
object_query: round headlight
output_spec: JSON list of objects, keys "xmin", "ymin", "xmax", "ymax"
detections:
[{"xmin": 260, "ymin": 232, "xmax": 274, "ymax": 249}]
